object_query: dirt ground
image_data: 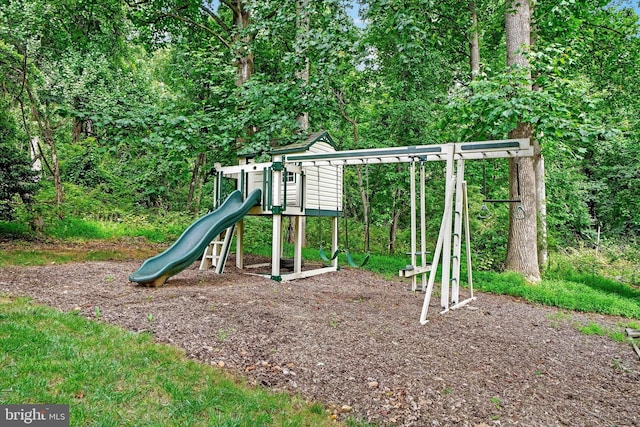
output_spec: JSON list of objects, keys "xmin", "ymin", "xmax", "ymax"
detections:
[{"xmin": 0, "ymin": 243, "xmax": 638, "ymax": 426}]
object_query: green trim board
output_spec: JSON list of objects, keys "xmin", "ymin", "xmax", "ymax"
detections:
[
  {"xmin": 305, "ymin": 208, "xmax": 343, "ymax": 217},
  {"xmin": 458, "ymin": 140, "xmax": 520, "ymax": 151}
]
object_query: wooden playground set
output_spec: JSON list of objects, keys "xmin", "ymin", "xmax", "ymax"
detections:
[{"xmin": 130, "ymin": 131, "xmax": 533, "ymax": 324}]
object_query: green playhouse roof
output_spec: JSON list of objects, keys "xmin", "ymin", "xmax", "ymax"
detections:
[{"xmin": 238, "ymin": 131, "xmax": 337, "ymax": 159}]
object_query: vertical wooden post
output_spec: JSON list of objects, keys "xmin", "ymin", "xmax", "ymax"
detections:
[
  {"xmin": 332, "ymin": 164, "xmax": 342, "ymax": 269},
  {"xmin": 420, "ymin": 174, "xmax": 456, "ymax": 324},
  {"xmin": 420, "ymin": 161, "xmax": 427, "ymax": 291},
  {"xmin": 294, "ymin": 215, "xmax": 303, "ymax": 273},
  {"xmin": 332, "ymin": 215, "xmax": 339, "ymax": 269},
  {"xmin": 271, "ymin": 160, "xmax": 283, "ymax": 279},
  {"xmin": 463, "ymin": 182, "xmax": 474, "ymax": 300},
  {"xmin": 451, "ymin": 159, "xmax": 465, "ymax": 304},
  {"xmin": 440, "ymin": 152, "xmax": 455, "ymax": 310},
  {"xmin": 410, "ymin": 161, "xmax": 418, "ymax": 291},
  {"xmin": 236, "ymin": 220, "xmax": 244, "ymax": 269}
]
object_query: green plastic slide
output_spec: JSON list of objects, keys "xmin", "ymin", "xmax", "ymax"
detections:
[{"xmin": 129, "ymin": 189, "xmax": 261, "ymax": 287}]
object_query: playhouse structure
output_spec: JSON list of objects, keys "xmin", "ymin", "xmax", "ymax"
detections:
[
  {"xmin": 131, "ymin": 131, "xmax": 533, "ymax": 324},
  {"xmin": 203, "ymin": 131, "xmax": 344, "ymax": 282}
]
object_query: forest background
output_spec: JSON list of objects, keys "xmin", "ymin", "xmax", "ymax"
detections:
[{"xmin": 1, "ymin": 0, "xmax": 639, "ymax": 280}]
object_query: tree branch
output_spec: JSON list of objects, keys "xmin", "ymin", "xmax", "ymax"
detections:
[
  {"xmin": 332, "ymin": 87, "xmax": 358, "ymax": 142},
  {"xmin": 24, "ymin": 86, "xmax": 55, "ymax": 176},
  {"xmin": 583, "ymin": 21, "xmax": 631, "ymax": 38},
  {"xmin": 124, "ymin": 0, "xmax": 153, "ymax": 6},
  {"xmin": 201, "ymin": 4, "xmax": 231, "ymax": 34},
  {"xmin": 163, "ymin": 12, "xmax": 231, "ymax": 48},
  {"xmin": 220, "ymin": 0, "xmax": 238, "ymax": 16}
]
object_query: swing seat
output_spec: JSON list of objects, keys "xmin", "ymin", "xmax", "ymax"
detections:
[
  {"xmin": 345, "ymin": 250, "xmax": 370, "ymax": 268},
  {"xmin": 319, "ymin": 247, "xmax": 341, "ymax": 263}
]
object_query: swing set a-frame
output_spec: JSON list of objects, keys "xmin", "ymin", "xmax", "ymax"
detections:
[{"xmin": 210, "ymin": 132, "xmax": 533, "ymax": 324}]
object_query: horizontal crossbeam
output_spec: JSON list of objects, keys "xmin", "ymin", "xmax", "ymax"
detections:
[
  {"xmin": 284, "ymin": 139, "xmax": 531, "ymax": 167},
  {"xmin": 214, "ymin": 139, "xmax": 532, "ymax": 173}
]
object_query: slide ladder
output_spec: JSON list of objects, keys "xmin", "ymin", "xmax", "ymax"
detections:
[{"xmin": 199, "ymin": 224, "xmax": 235, "ymax": 273}]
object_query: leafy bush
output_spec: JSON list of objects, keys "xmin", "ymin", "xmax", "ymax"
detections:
[{"xmin": 0, "ymin": 99, "xmax": 39, "ymax": 221}]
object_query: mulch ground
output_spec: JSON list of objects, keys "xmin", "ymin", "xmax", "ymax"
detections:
[{"xmin": 0, "ymin": 244, "xmax": 638, "ymax": 426}]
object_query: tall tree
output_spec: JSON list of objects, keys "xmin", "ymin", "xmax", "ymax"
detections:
[{"xmin": 504, "ymin": 0, "xmax": 540, "ymax": 280}]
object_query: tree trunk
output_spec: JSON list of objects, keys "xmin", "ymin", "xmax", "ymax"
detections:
[
  {"xmin": 504, "ymin": 0, "xmax": 540, "ymax": 280},
  {"xmin": 529, "ymin": 3, "xmax": 548, "ymax": 271},
  {"xmin": 388, "ymin": 192, "xmax": 402, "ymax": 255},
  {"xmin": 47, "ymin": 118, "xmax": 64, "ymax": 206},
  {"xmin": 287, "ymin": 0, "xmax": 311, "ymax": 246},
  {"xmin": 355, "ymin": 165, "xmax": 370, "ymax": 252},
  {"xmin": 295, "ymin": 0, "xmax": 310, "ymax": 130},
  {"xmin": 194, "ymin": 153, "xmax": 206, "ymax": 215},
  {"xmin": 535, "ymin": 151, "xmax": 547, "ymax": 269},
  {"xmin": 27, "ymin": 87, "xmax": 63, "ymax": 206},
  {"xmin": 187, "ymin": 152, "xmax": 206, "ymax": 212},
  {"xmin": 333, "ymin": 88, "xmax": 369, "ymax": 249},
  {"xmin": 469, "ymin": 0, "xmax": 480, "ymax": 78},
  {"xmin": 505, "ymin": 125, "xmax": 539, "ymax": 279},
  {"xmin": 233, "ymin": 1, "xmax": 253, "ymax": 87}
]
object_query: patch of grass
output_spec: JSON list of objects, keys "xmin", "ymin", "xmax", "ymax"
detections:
[
  {"xmin": 576, "ymin": 321, "xmax": 633, "ymax": 342},
  {"xmin": 0, "ymin": 248, "xmax": 137, "ymax": 268},
  {"xmin": 474, "ymin": 270, "xmax": 640, "ymax": 319},
  {"xmin": 353, "ymin": 253, "xmax": 406, "ymax": 277},
  {"xmin": 45, "ymin": 215, "xmax": 189, "ymax": 243},
  {"xmin": 578, "ymin": 321, "xmax": 605, "ymax": 336},
  {"xmin": 490, "ymin": 396, "xmax": 502, "ymax": 410},
  {"xmin": 547, "ymin": 245, "xmax": 640, "ymax": 286},
  {"xmin": 0, "ymin": 296, "xmax": 336, "ymax": 426},
  {"xmin": 300, "ymin": 248, "xmax": 410, "ymax": 280},
  {"xmin": 546, "ymin": 311, "xmax": 573, "ymax": 328},
  {"xmin": 0, "ymin": 250, "xmax": 76, "ymax": 267}
]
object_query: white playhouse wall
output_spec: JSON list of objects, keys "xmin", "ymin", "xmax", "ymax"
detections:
[
  {"xmin": 303, "ymin": 164, "xmax": 342, "ymax": 213},
  {"xmin": 237, "ymin": 136, "xmax": 342, "ymax": 215}
]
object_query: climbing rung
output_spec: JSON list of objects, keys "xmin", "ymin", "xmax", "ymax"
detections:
[{"xmin": 199, "ymin": 225, "xmax": 235, "ymax": 272}]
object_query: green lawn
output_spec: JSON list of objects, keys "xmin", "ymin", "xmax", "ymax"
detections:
[{"xmin": 0, "ymin": 295, "xmax": 336, "ymax": 427}]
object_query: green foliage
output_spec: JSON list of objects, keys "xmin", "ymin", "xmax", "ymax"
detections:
[
  {"xmin": 41, "ymin": 213, "xmax": 190, "ymax": 244},
  {"xmin": 5, "ymin": 181, "xmax": 193, "ymax": 243},
  {"xmin": 0, "ymin": 221, "xmax": 32, "ymax": 239},
  {"xmin": 544, "ymin": 160, "xmax": 593, "ymax": 244},
  {"xmin": 61, "ymin": 138, "xmax": 113, "ymax": 188},
  {"xmin": 239, "ymin": 216, "xmax": 275, "ymax": 254},
  {"xmin": 587, "ymin": 135, "xmax": 640, "ymax": 235},
  {"xmin": 0, "ymin": 296, "xmax": 335, "ymax": 426},
  {"xmin": 0, "ymin": 98, "xmax": 39, "ymax": 220}
]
